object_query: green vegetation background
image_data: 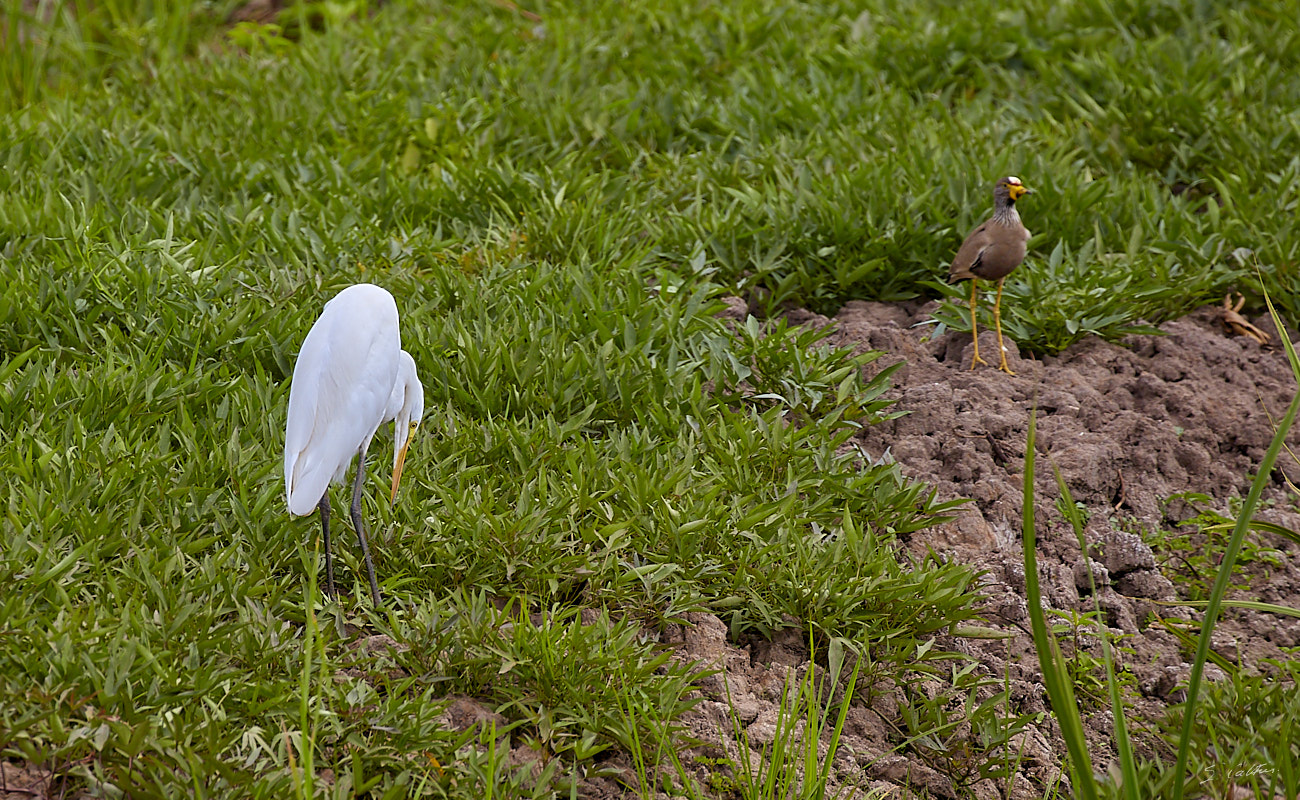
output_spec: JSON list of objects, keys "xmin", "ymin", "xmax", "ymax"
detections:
[{"xmin": 3, "ymin": 0, "xmax": 1300, "ymax": 795}]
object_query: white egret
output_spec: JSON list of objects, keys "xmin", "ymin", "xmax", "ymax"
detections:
[{"xmin": 284, "ymin": 283, "xmax": 424, "ymax": 607}]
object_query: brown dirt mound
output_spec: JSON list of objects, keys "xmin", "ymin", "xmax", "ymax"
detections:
[{"xmin": 637, "ymin": 299, "xmax": 1300, "ymax": 799}]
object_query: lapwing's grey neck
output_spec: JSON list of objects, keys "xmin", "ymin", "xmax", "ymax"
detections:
[{"xmin": 994, "ymin": 204, "xmax": 1020, "ymax": 226}]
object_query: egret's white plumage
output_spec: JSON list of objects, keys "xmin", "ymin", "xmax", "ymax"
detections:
[
  {"xmin": 283, "ymin": 283, "xmax": 423, "ymax": 606},
  {"xmin": 285, "ymin": 284, "xmax": 401, "ymax": 515}
]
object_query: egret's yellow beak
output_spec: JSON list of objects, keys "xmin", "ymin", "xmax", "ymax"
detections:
[{"xmin": 390, "ymin": 422, "xmax": 417, "ymax": 504}]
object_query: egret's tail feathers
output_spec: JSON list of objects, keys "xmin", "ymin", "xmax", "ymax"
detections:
[{"xmin": 285, "ymin": 450, "xmax": 330, "ymax": 516}]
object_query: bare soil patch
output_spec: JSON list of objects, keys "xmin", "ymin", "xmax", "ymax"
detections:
[{"xmin": 1, "ymin": 761, "xmax": 65, "ymax": 799}]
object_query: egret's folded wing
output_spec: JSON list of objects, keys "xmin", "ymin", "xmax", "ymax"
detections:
[{"xmin": 284, "ymin": 286, "xmax": 401, "ymax": 516}]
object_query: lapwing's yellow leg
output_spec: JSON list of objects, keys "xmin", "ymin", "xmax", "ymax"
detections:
[
  {"xmin": 993, "ymin": 277, "xmax": 1014, "ymax": 375},
  {"xmin": 969, "ymin": 278, "xmax": 987, "ymax": 369}
]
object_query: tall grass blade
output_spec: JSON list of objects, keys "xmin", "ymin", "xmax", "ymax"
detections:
[
  {"xmin": 1022, "ymin": 408, "xmax": 1097, "ymax": 799},
  {"xmin": 294, "ymin": 545, "xmax": 321, "ymax": 799},
  {"xmin": 1051, "ymin": 463, "xmax": 1138, "ymax": 800},
  {"xmin": 1170, "ymin": 598, "xmax": 1300, "ymax": 618}
]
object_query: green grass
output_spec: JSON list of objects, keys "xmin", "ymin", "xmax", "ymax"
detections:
[
  {"xmin": 727, "ymin": 636, "xmax": 862, "ymax": 800},
  {"xmin": 1161, "ymin": 657, "xmax": 1300, "ymax": 800},
  {"xmin": 4, "ymin": 0, "xmax": 1300, "ymax": 796},
  {"xmin": 1135, "ymin": 492, "xmax": 1293, "ymax": 603},
  {"xmin": 5, "ymin": 0, "xmax": 1300, "ymax": 341}
]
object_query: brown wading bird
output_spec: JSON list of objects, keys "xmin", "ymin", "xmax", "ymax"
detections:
[{"xmin": 947, "ymin": 176, "xmax": 1033, "ymax": 374}]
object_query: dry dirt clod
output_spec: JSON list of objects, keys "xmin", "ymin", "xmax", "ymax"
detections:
[
  {"xmin": 1093, "ymin": 529, "xmax": 1157, "ymax": 576},
  {"xmin": 436, "ymin": 696, "xmax": 507, "ymax": 733}
]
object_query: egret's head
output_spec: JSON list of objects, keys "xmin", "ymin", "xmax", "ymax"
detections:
[{"xmin": 390, "ymin": 353, "xmax": 425, "ymax": 504}]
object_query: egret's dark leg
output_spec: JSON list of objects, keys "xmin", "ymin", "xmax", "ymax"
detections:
[
  {"xmin": 318, "ymin": 493, "xmax": 335, "ymax": 598},
  {"xmin": 350, "ymin": 449, "xmax": 384, "ymax": 607}
]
